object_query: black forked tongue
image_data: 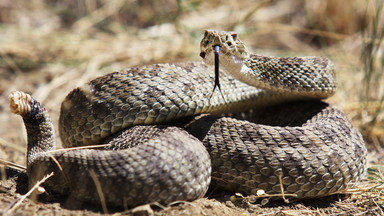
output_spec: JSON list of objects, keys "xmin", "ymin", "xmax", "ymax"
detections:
[{"xmin": 209, "ymin": 45, "xmax": 226, "ymax": 103}]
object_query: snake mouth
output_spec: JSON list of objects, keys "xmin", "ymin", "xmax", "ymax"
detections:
[{"xmin": 199, "ymin": 51, "xmax": 206, "ymax": 59}]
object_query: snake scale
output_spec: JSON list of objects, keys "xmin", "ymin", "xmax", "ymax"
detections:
[{"xmin": 9, "ymin": 30, "xmax": 367, "ymax": 208}]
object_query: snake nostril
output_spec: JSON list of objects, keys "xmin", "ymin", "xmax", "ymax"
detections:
[{"xmin": 200, "ymin": 52, "xmax": 206, "ymax": 59}]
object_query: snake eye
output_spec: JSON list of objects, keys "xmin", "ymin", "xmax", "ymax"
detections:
[
  {"xmin": 231, "ymin": 33, "xmax": 237, "ymax": 40},
  {"xmin": 200, "ymin": 52, "xmax": 206, "ymax": 58}
]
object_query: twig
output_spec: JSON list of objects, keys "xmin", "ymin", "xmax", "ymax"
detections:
[{"xmin": 4, "ymin": 172, "xmax": 53, "ymax": 215}]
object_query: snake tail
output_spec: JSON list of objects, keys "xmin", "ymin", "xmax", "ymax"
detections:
[
  {"xmin": 9, "ymin": 91, "xmax": 56, "ymax": 166},
  {"xmin": 9, "ymin": 91, "xmax": 211, "ymax": 207}
]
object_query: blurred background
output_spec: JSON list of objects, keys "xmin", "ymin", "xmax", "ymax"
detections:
[{"xmin": 0, "ymin": 0, "xmax": 383, "ymax": 214}]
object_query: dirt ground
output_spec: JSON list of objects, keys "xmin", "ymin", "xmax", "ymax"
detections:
[{"xmin": 1, "ymin": 0, "xmax": 384, "ymax": 215}]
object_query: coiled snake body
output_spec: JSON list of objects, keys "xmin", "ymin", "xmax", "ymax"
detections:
[{"xmin": 9, "ymin": 30, "xmax": 367, "ymax": 208}]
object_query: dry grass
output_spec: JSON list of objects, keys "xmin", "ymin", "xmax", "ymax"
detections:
[{"xmin": 0, "ymin": 0, "xmax": 383, "ymax": 215}]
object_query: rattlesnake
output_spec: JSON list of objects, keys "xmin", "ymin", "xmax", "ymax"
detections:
[{"xmin": 9, "ymin": 30, "xmax": 367, "ymax": 208}]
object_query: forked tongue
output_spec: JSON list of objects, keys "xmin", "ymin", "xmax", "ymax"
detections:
[{"xmin": 209, "ymin": 45, "xmax": 226, "ymax": 103}]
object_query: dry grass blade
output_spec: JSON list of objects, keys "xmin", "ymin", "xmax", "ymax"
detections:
[
  {"xmin": 46, "ymin": 153, "xmax": 71, "ymax": 188},
  {"xmin": 0, "ymin": 137, "xmax": 25, "ymax": 153},
  {"xmin": 0, "ymin": 159, "xmax": 26, "ymax": 171},
  {"xmin": 278, "ymin": 174, "xmax": 289, "ymax": 203},
  {"xmin": 44, "ymin": 144, "xmax": 110, "ymax": 154},
  {"xmin": 125, "ymin": 204, "xmax": 155, "ymax": 215},
  {"xmin": 360, "ymin": 0, "xmax": 384, "ymax": 134},
  {"xmin": 0, "ymin": 165, "xmax": 6, "ymax": 183},
  {"xmin": 89, "ymin": 169, "xmax": 108, "ymax": 214},
  {"xmin": 3, "ymin": 172, "xmax": 53, "ymax": 215},
  {"xmin": 257, "ymin": 22, "xmax": 350, "ymax": 40},
  {"xmin": 230, "ymin": 0, "xmax": 271, "ymax": 30},
  {"xmin": 233, "ymin": 191, "xmax": 298, "ymax": 206},
  {"xmin": 0, "ymin": 47, "xmax": 23, "ymax": 76},
  {"xmin": 281, "ymin": 209, "xmax": 317, "ymax": 216},
  {"xmin": 0, "ymin": 159, "xmax": 26, "ymax": 189},
  {"xmin": 73, "ymin": 0, "xmax": 129, "ymax": 33}
]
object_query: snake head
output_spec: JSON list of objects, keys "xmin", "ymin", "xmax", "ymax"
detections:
[{"xmin": 200, "ymin": 30, "xmax": 249, "ymax": 72}]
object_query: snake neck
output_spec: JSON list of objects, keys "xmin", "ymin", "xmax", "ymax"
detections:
[
  {"xmin": 9, "ymin": 92, "xmax": 55, "ymax": 167},
  {"xmin": 220, "ymin": 54, "xmax": 337, "ymax": 99}
]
